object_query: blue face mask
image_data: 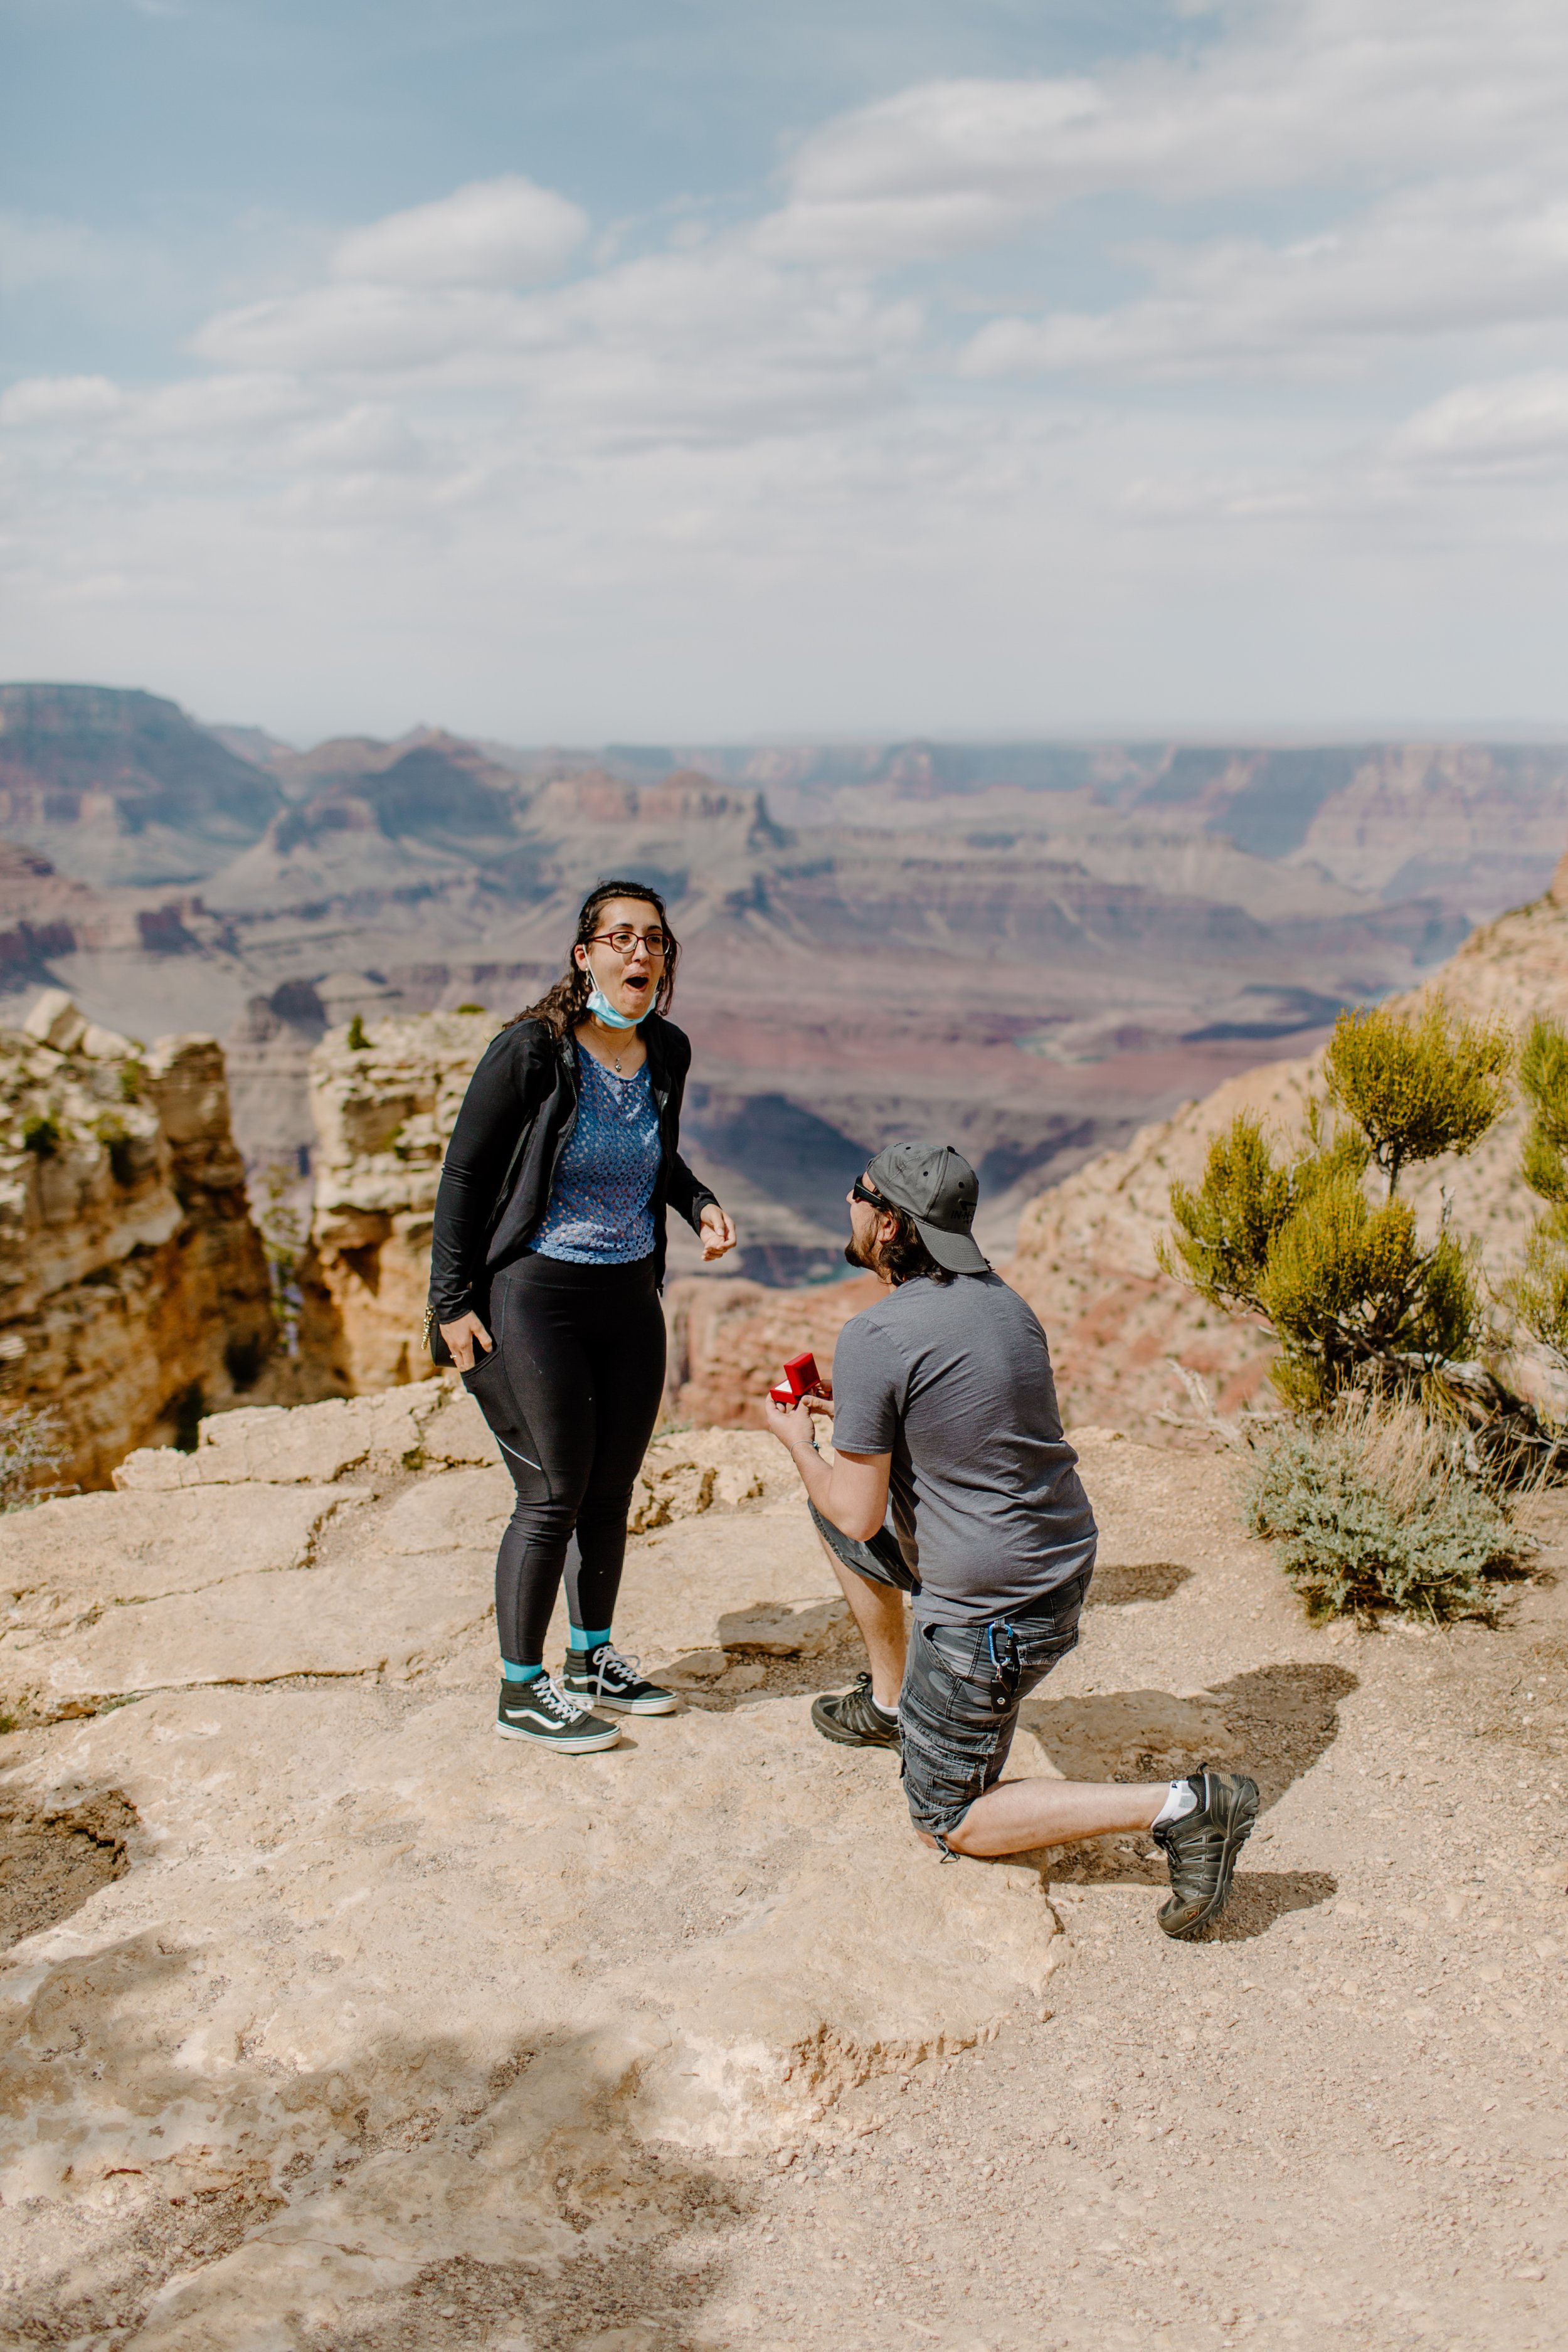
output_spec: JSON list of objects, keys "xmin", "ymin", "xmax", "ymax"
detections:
[{"xmin": 583, "ymin": 980, "xmax": 646, "ymax": 1032}]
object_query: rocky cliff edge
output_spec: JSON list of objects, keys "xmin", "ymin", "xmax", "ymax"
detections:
[{"xmin": 1, "ymin": 991, "xmax": 277, "ymax": 1487}]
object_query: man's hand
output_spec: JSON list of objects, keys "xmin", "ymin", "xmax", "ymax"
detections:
[
  {"xmin": 763, "ymin": 1392, "xmax": 817, "ymax": 1453},
  {"xmin": 440, "ymin": 1311, "xmax": 493, "ymax": 1373},
  {"xmin": 699, "ymin": 1205, "xmax": 738, "ymax": 1261}
]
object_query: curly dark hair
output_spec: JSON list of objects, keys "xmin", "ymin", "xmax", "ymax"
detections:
[
  {"xmin": 866, "ymin": 1202, "xmax": 956, "ymax": 1286},
  {"xmin": 512, "ymin": 879, "xmax": 680, "ymax": 1040}
]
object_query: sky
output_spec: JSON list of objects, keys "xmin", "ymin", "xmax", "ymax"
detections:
[{"xmin": 3, "ymin": 0, "xmax": 1568, "ymax": 746}]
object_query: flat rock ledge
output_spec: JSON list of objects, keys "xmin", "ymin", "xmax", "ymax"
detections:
[{"xmin": 0, "ymin": 1389, "xmax": 1081, "ymax": 2346}]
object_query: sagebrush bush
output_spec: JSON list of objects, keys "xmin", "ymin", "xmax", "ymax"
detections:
[{"xmin": 1244, "ymin": 1392, "xmax": 1515, "ymax": 1621}]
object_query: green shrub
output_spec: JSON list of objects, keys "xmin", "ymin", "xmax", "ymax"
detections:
[
  {"xmin": 93, "ymin": 1112, "xmax": 137, "ymax": 1187},
  {"xmin": 0, "ymin": 1403, "xmax": 69, "ymax": 1511},
  {"xmin": 1165, "ymin": 997, "xmax": 1511, "ymax": 1410},
  {"xmin": 21, "ymin": 1113, "xmax": 60, "ymax": 1158},
  {"xmin": 346, "ymin": 1014, "xmax": 369, "ymax": 1051},
  {"xmin": 1244, "ymin": 1392, "xmax": 1515, "ymax": 1621},
  {"xmin": 453, "ymin": 1002, "xmax": 486, "ymax": 1015}
]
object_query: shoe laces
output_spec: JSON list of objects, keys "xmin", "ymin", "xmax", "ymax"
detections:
[
  {"xmin": 526, "ymin": 1672, "xmax": 584, "ymax": 1725},
  {"xmin": 586, "ymin": 1643, "xmax": 640, "ymax": 1697}
]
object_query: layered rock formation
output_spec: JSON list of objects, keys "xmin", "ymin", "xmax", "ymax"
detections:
[
  {"xmin": 10, "ymin": 681, "xmax": 1524, "ymax": 1293},
  {"xmin": 306, "ymin": 1009, "xmax": 501, "ymax": 1391},
  {"xmin": 0, "ymin": 684, "xmax": 281, "ymax": 887},
  {"xmin": 0, "ymin": 992, "xmax": 277, "ymax": 1490}
]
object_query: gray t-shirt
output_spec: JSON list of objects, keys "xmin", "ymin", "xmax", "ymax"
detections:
[{"xmin": 829, "ymin": 1269, "xmax": 1097, "ymax": 1627}]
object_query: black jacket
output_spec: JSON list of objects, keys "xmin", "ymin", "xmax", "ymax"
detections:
[{"xmin": 427, "ymin": 1012, "xmax": 720, "ymax": 1320}]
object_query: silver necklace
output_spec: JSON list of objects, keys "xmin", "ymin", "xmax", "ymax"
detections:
[{"xmin": 591, "ymin": 1021, "xmax": 630, "ymax": 1076}]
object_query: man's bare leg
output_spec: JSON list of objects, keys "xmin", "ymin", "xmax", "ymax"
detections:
[
  {"xmin": 924, "ymin": 1777, "xmax": 1170, "ymax": 1857},
  {"xmin": 817, "ymin": 1534, "xmax": 906, "ymax": 1710}
]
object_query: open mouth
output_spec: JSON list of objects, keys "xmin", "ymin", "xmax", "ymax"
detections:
[{"xmin": 624, "ymin": 974, "xmax": 650, "ymax": 994}]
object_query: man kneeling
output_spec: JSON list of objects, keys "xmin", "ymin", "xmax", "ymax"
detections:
[{"xmin": 764, "ymin": 1142, "xmax": 1258, "ymax": 1941}]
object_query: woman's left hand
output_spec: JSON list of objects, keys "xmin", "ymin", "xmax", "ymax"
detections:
[{"xmin": 699, "ymin": 1205, "xmax": 738, "ymax": 1261}]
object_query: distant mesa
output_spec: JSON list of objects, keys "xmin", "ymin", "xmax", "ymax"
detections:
[
  {"xmin": 0, "ymin": 683, "xmax": 282, "ymax": 885},
  {"xmin": 539, "ymin": 770, "xmax": 642, "ymax": 824}
]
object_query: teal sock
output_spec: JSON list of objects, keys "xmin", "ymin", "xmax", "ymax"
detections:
[
  {"xmin": 569, "ymin": 1625, "xmax": 612, "ymax": 1652},
  {"xmin": 501, "ymin": 1660, "xmax": 544, "ymax": 1683}
]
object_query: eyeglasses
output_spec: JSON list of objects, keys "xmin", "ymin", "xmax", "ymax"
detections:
[
  {"xmin": 850, "ymin": 1176, "xmax": 884, "ymax": 1207},
  {"xmin": 588, "ymin": 927, "xmax": 669, "ymax": 958}
]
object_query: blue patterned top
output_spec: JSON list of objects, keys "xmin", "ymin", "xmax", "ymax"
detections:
[{"xmin": 532, "ymin": 1051, "xmax": 660, "ymax": 1263}]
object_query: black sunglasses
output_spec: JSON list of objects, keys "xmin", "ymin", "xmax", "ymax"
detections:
[{"xmin": 850, "ymin": 1176, "xmax": 884, "ymax": 1207}]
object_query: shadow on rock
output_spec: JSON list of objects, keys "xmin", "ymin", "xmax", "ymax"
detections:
[
  {"xmin": 1086, "ymin": 1560, "xmax": 1194, "ymax": 1608},
  {"xmin": 1197, "ymin": 1868, "xmax": 1339, "ymax": 1943},
  {"xmin": 0, "ymin": 1786, "xmax": 135, "ymax": 1950},
  {"xmin": 1031, "ymin": 1661, "xmax": 1357, "ymax": 1901},
  {"xmin": 1206, "ymin": 1661, "xmax": 1359, "ymax": 1810},
  {"xmin": 323, "ymin": 2177, "xmax": 753, "ymax": 2352}
]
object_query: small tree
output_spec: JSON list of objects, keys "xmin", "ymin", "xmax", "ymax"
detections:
[
  {"xmin": 1164, "ymin": 997, "xmax": 1512, "ymax": 1410},
  {"xmin": 1323, "ymin": 997, "xmax": 1513, "ymax": 1194},
  {"xmin": 1500, "ymin": 1014, "xmax": 1568, "ymax": 1370}
]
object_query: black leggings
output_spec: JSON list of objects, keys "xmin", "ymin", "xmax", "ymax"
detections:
[{"xmin": 462, "ymin": 1251, "xmax": 667, "ymax": 1666}]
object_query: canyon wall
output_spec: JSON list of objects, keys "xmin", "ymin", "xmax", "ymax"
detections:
[
  {"xmin": 0, "ymin": 992, "xmax": 279, "ymax": 1491},
  {"xmin": 306, "ymin": 1008, "xmax": 501, "ymax": 1391},
  {"xmin": 664, "ymin": 863, "xmax": 1568, "ymax": 1438}
]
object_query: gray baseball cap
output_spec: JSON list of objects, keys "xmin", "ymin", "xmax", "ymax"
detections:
[{"xmin": 862, "ymin": 1140, "xmax": 987, "ymax": 1274}]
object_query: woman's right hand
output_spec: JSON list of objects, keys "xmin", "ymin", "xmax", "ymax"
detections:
[{"xmin": 440, "ymin": 1312, "xmax": 493, "ymax": 1373}]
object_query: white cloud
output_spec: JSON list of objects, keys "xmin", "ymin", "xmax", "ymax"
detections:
[
  {"xmin": 11, "ymin": 4, "xmax": 1568, "ymax": 735},
  {"xmin": 1389, "ymin": 371, "xmax": 1568, "ymax": 475},
  {"xmin": 191, "ymin": 240, "xmax": 921, "ymax": 447},
  {"xmin": 760, "ymin": 3, "xmax": 1568, "ymax": 268},
  {"xmin": 0, "ymin": 374, "xmax": 124, "ymax": 426},
  {"xmin": 961, "ymin": 176, "xmax": 1568, "ymax": 381},
  {"xmin": 331, "ymin": 176, "xmax": 588, "ymax": 289}
]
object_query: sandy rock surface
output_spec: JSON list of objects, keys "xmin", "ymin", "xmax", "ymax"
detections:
[{"xmin": 0, "ymin": 1416, "xmax": 1562, "ymax": 2348}]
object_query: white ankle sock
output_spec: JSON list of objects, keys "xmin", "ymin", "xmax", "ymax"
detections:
[
  {"xmin": 1153, "ymin": 1776, "xmax": 1200, "ymax": 1828},
  {"xmin": 871, "ymin": 1695, "xmax": 899, "ymax": 1721}
]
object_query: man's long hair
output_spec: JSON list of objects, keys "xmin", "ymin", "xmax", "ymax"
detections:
[
  {"xmin": 853, "ymin": 1203, "xmax": 956, "ymax": 1286},
  {"xmin": 511, "ymin": 878, "xmax": 680, "ymax": 1040}
]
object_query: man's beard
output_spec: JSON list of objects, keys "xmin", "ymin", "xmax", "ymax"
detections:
[{"xmin": 844, "ymin": 1235, "xmax": 873, "ymax": 1271}]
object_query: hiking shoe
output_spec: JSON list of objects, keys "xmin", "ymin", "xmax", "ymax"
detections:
[
  {"xmin": 495, "ymin": 1674, "xmax": 621, "ymax": 1751},
  {"xmin": 1151, "ymin": 1766, "xmax": 1260, "ymax": 1939},
  {"xmin": 561, "ymin": 1643, "xmax": 678, "ymax": 1716},
  {"xmin": 810, "ymin": 1672, "xmax": 901, "ymax": 1749}
]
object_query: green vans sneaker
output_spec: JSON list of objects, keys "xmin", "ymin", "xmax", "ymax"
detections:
[
  {"xmin": 1151, "ymin": 1767, "xmax": 1259, "ymax": 1939},
  {"xmin": 495, "ymin": 1674, "xmax": 621, "ymax": 1752},
  {"xmin": 561, "ymin": 1643, "xmax": 679, "ymax": 1716}
]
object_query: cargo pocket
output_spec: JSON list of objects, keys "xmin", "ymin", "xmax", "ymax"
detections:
[{"xmin": 462, "ymin": 1347, "xmax": 550, "ymax": 1501}]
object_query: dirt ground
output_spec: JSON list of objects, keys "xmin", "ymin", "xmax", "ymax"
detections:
[{"xmin": 672, "ymin": 1493, "xmax": 1568, "ymax": 2352}]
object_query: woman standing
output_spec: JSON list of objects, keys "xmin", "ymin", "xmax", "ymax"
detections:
[{"xmin": 430, "ymin": 879, "xmax": 736, "ymax": 1752}]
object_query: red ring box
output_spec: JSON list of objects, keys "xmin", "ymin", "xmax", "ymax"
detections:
[{"xmin": 769, "ymin": 1350, "xmax": 821, "ymax": 1407}]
